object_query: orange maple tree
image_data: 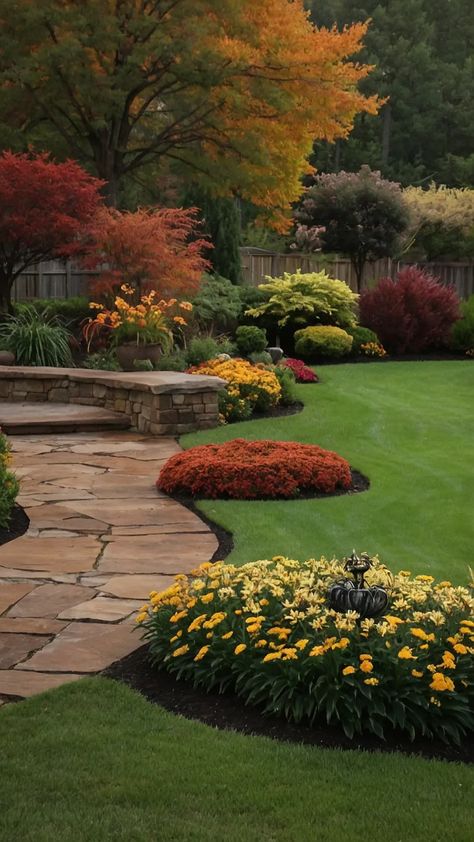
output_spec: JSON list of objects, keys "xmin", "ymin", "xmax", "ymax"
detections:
[
  {"xmin": 0, "ymin": 1, "xmax": 378, "ymax": 225},
  {"xmin": 87, "ymin": 207, "xmax": 210, "ymax": 302}
]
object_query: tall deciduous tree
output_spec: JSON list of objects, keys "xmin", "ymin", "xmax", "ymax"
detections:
[
  {"xmin": 0, "ymin": 152, "xmax": 102, "ymax": 313},
  {"xmin": 0, "ymin": 0, "xmax": 377, "ymax": 222}
]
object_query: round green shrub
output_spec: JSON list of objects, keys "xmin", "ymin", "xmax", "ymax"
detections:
[
  {"xmin": 294, "ymin": 325, "xmax": 353, "ymax": 359},
  {"xmin": 347, "ymin": 326, "xmax": 379, "ymax": 355},
  {"xmin": 235, "ymin": 325, "xmax": 267, "ymax": 355},
  {"xmin": 451, "ymin": 295, "xmax": 474, "ymax": 352}
]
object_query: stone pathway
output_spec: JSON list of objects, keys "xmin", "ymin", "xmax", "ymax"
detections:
[{"xmin": 0, "ymin": 432, "xmax": 218, "ymax": 700}]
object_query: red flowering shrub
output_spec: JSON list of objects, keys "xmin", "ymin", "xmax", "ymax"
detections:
[
  {"xmin": 282, "ymin": 358, "xmax": 319, "ymax": 382},
  {"xmin": 359, "ymin": 267, "xmax": 461, "ymax": 354},
  {"xmin": 157, "ymin": 438, "xmax": 351, "ymax": 499}
]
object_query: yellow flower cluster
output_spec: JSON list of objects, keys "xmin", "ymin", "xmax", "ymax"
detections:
[
  {"xmin": 188, "ymin": 357, "xmax": 282, "ymax": 421},
  {"xmin": 137, "ymin": 556, "xmax": 473, "ymax": 740}
]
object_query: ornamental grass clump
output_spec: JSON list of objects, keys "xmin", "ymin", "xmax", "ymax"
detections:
[
  {"xmin": 138, "ymin": 557, "xmax": 474, "ymax": 743},
  {"xmin": 188, "ymin": 357, "xmax": 282, "ymax": 422},
  {"xmin": 157, "ymin": 439, "xmax": 351, "ymax": 499}
]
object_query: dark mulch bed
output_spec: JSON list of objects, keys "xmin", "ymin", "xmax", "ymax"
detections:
[
  {"xmin": 251, "ymin": 400, "xmax": 304, "ymax": 419},
  {"xmin": 0, "ymin": 505, "xmax": 29, "ymax": 547},
  {"xmin": 104, "ymin": 645, "xmax": 473, "ymax": 765},
  {"xmin": 315, "ymin": 352, "xmax": 470, "ymax": 365}
]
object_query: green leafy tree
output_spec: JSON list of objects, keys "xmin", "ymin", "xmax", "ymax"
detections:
[{"xmin": 296, "ymin": 167, "xmax": 410, "ymax": 290}]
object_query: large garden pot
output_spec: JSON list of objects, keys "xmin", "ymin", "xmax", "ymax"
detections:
[
  {"xmin": 0, "ymin": 350, "xmax": 15, "ymax": 366},
  {"xmin": 116, "ymin": 343, "xmax": 162, "ymax": 371}
]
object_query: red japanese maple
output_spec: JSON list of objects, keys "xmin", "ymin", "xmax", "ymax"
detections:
[{"xmin": 0, "ymin": 151, "xmax": 103, "ymax": 312}]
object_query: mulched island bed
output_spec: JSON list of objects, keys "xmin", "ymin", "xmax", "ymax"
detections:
[
  {"xmin": 104, "ymin": 644, "xmax": 473, "ymax": 766},
  {"xmin": 0, "ymin": 505, "xmax": 29, "ymax": 547}
]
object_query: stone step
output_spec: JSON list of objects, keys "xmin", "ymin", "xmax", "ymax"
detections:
[{"xmin": 0, "ymin": 402, "xmax": 130, "ymax": 435}]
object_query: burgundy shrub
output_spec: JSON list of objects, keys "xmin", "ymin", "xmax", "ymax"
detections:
[{"xmin": 359, "ymin": 267, "xmax": 461, "ymax": 354}]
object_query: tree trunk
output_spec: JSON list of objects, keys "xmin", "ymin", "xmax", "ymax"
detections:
[
  {"xmin": 0, "ymin": 272, "xmax": 13, "ymax": 316},
  {"xmin": 92, "ymin": 140, "xmax": 122, "ymax": 208}
]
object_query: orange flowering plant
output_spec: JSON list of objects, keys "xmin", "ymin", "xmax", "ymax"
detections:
[
  {"xmin": 83, "ymin": 285, "xmax": 192, "ymax": 351},
  {"xmin": 137, "ymin": 556, "xmax": 474, "ymax": 743}
]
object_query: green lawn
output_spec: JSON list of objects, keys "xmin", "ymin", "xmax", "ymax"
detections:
[
  {"xmin": 184, "ymin": 361, "xmax": 474, "ymax": 583},
  {"xmin": 1, "ymin": 678, "xmax": 473, "ymax": 842}
]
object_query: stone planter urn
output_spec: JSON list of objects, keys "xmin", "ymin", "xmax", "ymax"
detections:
[
  {"xmin": 116, "ymin": 343, "xmax": 162, "ymax": 372},
  {"xmin": 0, "ymin": 350, "xmax": 15, "ymax": 366}
]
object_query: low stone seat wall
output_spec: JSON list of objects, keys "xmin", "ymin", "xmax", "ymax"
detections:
[{"xmin": 0, "ymin": 367, "xmax": 226, "ymax": 435}]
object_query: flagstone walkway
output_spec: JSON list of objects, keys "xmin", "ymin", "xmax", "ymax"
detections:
[{"xmin": 0, "ymin": 432, "xmax": 218, "ymax": 701}]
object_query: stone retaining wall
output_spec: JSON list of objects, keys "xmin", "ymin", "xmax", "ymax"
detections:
[{"xmin": 0, "ymin": 367, "xmax": 226, "ymax": 435}]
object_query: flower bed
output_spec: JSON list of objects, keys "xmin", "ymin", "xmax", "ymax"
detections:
[
  {"xmin": 187, "ymin": 357, "xmax": 282, "ymax": 422},
  {"xmin": 0, "ymin": 430, "xmax": 19, "ymax": 529},
  {"xmin": 157, "ymin": 438, "xmax": 352, "ymax": 499},
  {"xmin": 281, "ymin": 358, "xmax": 318, "ymax": 382},
  {"xmin": 138, "ymin": 557, "xmax": 474, "ymax": 743}
]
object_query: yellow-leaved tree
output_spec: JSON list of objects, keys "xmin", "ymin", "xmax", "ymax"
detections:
[{"xmin": 0, "ymin": 0, "xmax": 378, "ymax": 224}]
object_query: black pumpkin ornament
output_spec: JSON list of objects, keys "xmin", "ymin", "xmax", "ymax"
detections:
[{"xmin": 328, "ymin": 551, "xmax": 389, "ymax": 619}]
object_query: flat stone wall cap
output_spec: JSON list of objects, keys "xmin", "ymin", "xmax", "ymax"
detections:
[{"xmin": 0, "ymin": 366, "xmax": 226, "ymax": 393}]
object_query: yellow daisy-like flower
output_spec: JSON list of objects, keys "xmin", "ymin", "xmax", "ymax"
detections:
[
  {"xmin": 342, "ymin": 665, "xmax": 356, "ymax": 676},
  {"xmin": 360, "ymin": 660, "xmax": 373, "ymax": 673},
  {"xmin": 135, "ymin": 612, "xmax": 148, "ymax": 624},
  {"xmin": 364, "ymin": 678, "xmax": 379, "ymax": 686},
  {"xmin": 194, "ymin": 645, "xmax": 209, "ymax": 662},
  {"xmin": 221, "ymin": 631, "xmax": 234, "ymax": 640},
  {"xmin": 234, "ymin": 644, "xmax": 247, "ymax": 655},
  {"xmin": 263, "ymin": 651, "xmax": 283, "ymax": 662},
  {"xmin": 172, "ymin": 644, "xmax": 189, "ymax": 658},
  {"xmin": 359, "ymin": 654, "xmax": 373, "ymax": 661},
  {"xmin": 169, "ymin": 609, "xmax": 187, "ymax": 623},
  {"xmin": 200, "ymin": 592, "xmax": 214, "ymax": 604},
  {"xmin": 255, "ymin": 639, "xmax": 267, "ymax": 648},
  {"xmin": 411, "ymin": 669, "xmax": 424, "ymax": 678},
  {"xmin": 453, "ymin": 643, "xmax": 468, "ymax": 655},
  {"xmin": 398, "ymin": 646, "xmax": 416, "ymax": 660},
  {"xmin": 295, "ymin": 639, "xmax": 309, "ymax": 651},
  {"xmin": 429, "ymin": 672, "xmax": 454, "ymax": 692}
]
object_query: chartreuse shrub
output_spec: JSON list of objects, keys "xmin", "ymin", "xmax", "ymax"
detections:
[
  {"xmin": 294, "ymin": 325, "xmax": 353, "ymax": 359},
  {"xmin": 138, "ymin": 557, "xmax": 474, "ymax": 743},
  {"xmin": 245, "ymin": 270, "xmax": 358, "ymax": 329},
  {"xmin": 188, "ymin": 358, "xmax": 282, "ymax": 422},
  {"xmin": 157, "ymin": 439, "xmax": 351, "ymax": 499},
  {"xmin": 0, "ymin": 430, "xmax": 19, "ymax": 527},
  {"xmin": 451, "ymin": 294, "xmax": 474, "ymax": 354}
]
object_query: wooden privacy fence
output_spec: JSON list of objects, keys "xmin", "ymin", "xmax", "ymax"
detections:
[
  {"xmin": 11, "ymin": 252, "xmax": 474, "ymax": 301},
  {"xmin": 240, "ymin": 249, "xmax": 474, "ymax": 300}
]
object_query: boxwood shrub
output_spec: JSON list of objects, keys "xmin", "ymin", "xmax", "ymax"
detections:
[
  {"xmin": 294, "ymin": 325, "xmax": 353, "ymax": 359},
  {"xmin": 138, "ymin": 557, "xmax": 474, "ymax": 743}
]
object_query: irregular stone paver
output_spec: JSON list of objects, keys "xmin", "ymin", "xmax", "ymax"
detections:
[
  {"xmin": 0, "ymin": 633, "xmax": 46, "ymax": 668},
  {"xmin": 0, "ymin": 618, "xmax": 67, "ymax": 635},
  {"xmin": 101, "ymin": 574, "xmax": 175, "ymax": 599},
  {"xmin": 0, "ymin": 536, "xmax": 100, "ymax": 573},
  {"xmin": 58, "ymin": 597, "xmax": 142, "ymax": 622},
  {"xmin": 0, "ymin": 670, "xmax": 82, "ymax": 697},
  {"xmin": 8, "ymin": 584, "xmax": 95, "ymax": 619},
  {"xmin": 20, "ymin": 622, "xmax": 139, "ymax": 673},
  {"xmin": 0, "ymin": 583, "xmax": 35, "ymax": 614},
  {"xmin": 0, "ymin": 431, "xmax": 217, "ymax": 698}
]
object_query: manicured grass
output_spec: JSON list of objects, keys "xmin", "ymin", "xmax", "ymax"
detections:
[
  {"xmin": 183, "ymin": 361, "xmax": 474, "ymax": 582},
  {"xmin": 1, "ymin": 678, "xmax": 473, "ymax": 842}
]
